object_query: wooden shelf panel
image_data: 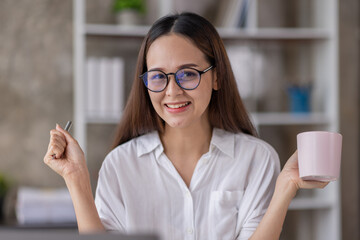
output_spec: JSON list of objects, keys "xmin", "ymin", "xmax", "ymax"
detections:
[
  {"xmin": 250, "ymin": 112, "xmax": 330, "ymax": 126},
  {"xmin": 85, "ymin": 24, "xmax": 331, "ymax": 40}
]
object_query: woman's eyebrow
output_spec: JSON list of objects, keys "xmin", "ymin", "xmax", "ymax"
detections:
[
  {"xmin": 148, "ymin": 63, "xmax": 199, "ymax": 72},
  {"xmin": 177, "ymin": 63, "xmax": 199, "ymax": 69}
]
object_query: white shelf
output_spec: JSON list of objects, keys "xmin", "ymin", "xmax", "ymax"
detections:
[
  {"xmin": 86, "ymin": 115, "xmax": 121, "ymax": 124},
  {"xmin": 86, "ymin": 24, "xmax": 331, "ymax": 40},
  {"xmin": 250, "ymin": 112, "xmax": 330, "ymax": 126},
  {"xmin": 86, "ymin": 24, "xmax": 150, "ymax": 37},
  {"xmin": 218, "ymin": 28, "xmax": 331, "ymax": 40},
  {"xmin": 289, "ymin": 197, "xmax": 334, "ymax": 210}
]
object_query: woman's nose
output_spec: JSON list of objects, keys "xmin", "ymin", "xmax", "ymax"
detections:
[{"xmin": 165, "ymin": 75, "xmax": 183, "ymax": 96}]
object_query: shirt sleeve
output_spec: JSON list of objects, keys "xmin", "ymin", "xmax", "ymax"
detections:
[
  {"xmin": 95, "ymin": 156, "xmax": 126, "ymax": 232},
  {"xmin": 236, "ymin": 146, "xmax": 280, "ymax": 239}
]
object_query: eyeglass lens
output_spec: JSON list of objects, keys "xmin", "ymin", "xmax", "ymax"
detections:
[{"xmin": 144, "ymin": 68, "xmax": 200, "ymax": 92}]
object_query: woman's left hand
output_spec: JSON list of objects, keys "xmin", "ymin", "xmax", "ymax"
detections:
[
  {"xmin": 277, "ymin": 151, "xmax": 329, "ymax": 198},
  {"xmin": 249, "ymin": 151, "xmax": 329, "ymax": 240}
]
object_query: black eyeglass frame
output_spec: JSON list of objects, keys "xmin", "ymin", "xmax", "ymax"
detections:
[{"xmin": 140, "ymin": 65, "xmax": 214, "ymax": 92}]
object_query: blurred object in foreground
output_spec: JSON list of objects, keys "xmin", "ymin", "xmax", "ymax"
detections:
[{"xmin": 16, "ymin": 187, "xmax": 76, "ymax": 225}]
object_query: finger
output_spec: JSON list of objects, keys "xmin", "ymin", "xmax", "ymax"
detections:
[
  {"xmin": 56, "ymin": 124, "xmax": 77, "ymax": 144},
  {"xmin": 44, "ymin": 151, "xmax": 63, "ymax": 165},
  {"xmin": 50, "ymin": 128, "xmax": 66, "ymax": 139},
  {"xmin": 289, "ymin": 150, "xmax": 298, "ymax": 163},
  {"xmin": 283, "ymin": 150, "xmax": 298, "ymax": 169},
  {"xmin": 51, "ymin": 134, "xmax": 66, "ymax": 149},
  {"xmin": 50, "ymin": 132, "xmax": 66, "ymax": 144},
  {"xmin": 49, "ymin": 129, "xmax": 65, "ymax": 147},
  {"xmin": 49, "ymin": 144, "xmax": 65, "ymax": 159},
  {"xmin": 46, "ymin": 148, "xmax": 59, "ymax": 160},
  {"xmin": 48, "ymin": 131, "xmax": 66, "ymax": 153},
  {"xmin": 44, "ymin": 153, "xmax": 53, "ymax": 165},
  {"xmin": 45, "ymin": 126, "xmax": 68, "ymax": 163},
  {"xmin": 44, "ymin": 151, "xmax": 57, "ymax": 164},
  {"xmin": 299, "ymin": 180, "xmax": 329, "ymax": 189}
]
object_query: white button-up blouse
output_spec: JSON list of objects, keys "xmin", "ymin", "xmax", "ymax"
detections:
[{"xmin": 95, "ymin": 128, "xmax": 280, "ymax": 240}]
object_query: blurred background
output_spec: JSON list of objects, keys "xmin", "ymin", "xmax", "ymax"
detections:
[{"xmin": 0, "ymin": 0, "xmax": 358, "ymax": 239}]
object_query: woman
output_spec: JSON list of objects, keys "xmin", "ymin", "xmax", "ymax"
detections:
[{"xmin": 44, "ymin": 12, "xmax": 327, "ymax": 239}]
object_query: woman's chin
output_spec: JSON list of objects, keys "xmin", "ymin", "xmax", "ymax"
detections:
[
  {"xmin": 165, "ymin": 119, "xmax": 190, "ymax": 129},
  {"xmin": 166, "ymin": 122, "xmax": 186, "ymax": 129}
]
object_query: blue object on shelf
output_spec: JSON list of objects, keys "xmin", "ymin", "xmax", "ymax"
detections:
[{"xmin": 287, "ymin": 85, "xmax": 311, "ymax": 113}]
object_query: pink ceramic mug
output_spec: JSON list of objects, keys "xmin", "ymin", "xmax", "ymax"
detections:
[{"xmin": 297, "ymin": 131, "xmax": 342, "ymax": 182}]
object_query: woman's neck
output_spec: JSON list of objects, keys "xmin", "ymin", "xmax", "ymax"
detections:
[
  {"xmin": 160, "ymin": 121, "xmax": 213, "ymax": 162},
  {"xmin": 160, "ymin": 118, "xmax": 213, "ymax": 188}
]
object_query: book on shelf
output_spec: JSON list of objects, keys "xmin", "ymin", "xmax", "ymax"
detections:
[
  {"xmin": 226, "ymin": 45, "xmax": 265, "ymax": 100},
  {"xmin": 99, "ymin": 58, "xmax": 111, "ymax": 118},
  {"xmin": 238, "ymin": 0, "xmax": 251, "ymax": 28},
  {"xmin": 215, "ymin": 0, "xmax": 252, "ymax": 28},
  {"xmin": 112, "ymin": 58, "xmax": 125, "ymax": 118},
  {"xmin": 86, "ymin": 58, "xmax": 99, "ymax": 117},
  {"xmin": 86, "ymin": 57, "xmax": 125, "ymax": 121}
]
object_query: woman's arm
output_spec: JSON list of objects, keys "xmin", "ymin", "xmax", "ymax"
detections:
[
  {"xmin": 64, "ymin": 170, "xmax": 105, "ymax": 232},
  {"xmin": 44, "ymin": 124, "xmax": 105, "ymax": 233},
  {"xmin": 249, "ymin": 151, "xmax": 328, "ymax": 240}
]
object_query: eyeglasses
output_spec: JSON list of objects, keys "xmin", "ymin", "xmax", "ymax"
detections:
[{"xmin": 140, "ymin": 65, "xmax": 214, "ymax": 92}]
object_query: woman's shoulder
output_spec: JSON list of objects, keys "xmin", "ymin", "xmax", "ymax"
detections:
[
  {"xmin": 214, "ymin": 128, "xmax": 275, "ymax": 154},
  {"xmin": 212, "ymin": 128, "xmax": 280, "ymax": 174},
  {"xmin": 214, "ymin": 128, "xmax": 279, "ymax": 162},
  {"xmin": 103, "ymin": 131, "xmax": 160, "ymax": 165},
  {"xmin": 236, "ymin": 131, "xmax": 277, "ymax": 155},
  {"xmin": 236, "ymin": 132, "xmax": 280, "ymax": 168}
]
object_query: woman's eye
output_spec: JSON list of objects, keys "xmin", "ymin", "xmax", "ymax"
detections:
[
  {"xmin": 179, "ymin": 70, "xmax": 197, "ymax": 79},
  {"xmin": 150, "ymin": 73, "xmax": 165, "ymax": 80}
]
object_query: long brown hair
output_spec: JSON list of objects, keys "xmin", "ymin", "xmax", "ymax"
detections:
[{"xmin": 112, "ymin": 12, "xmax": 257, "ymax": 148}]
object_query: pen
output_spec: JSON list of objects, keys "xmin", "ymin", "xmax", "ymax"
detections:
[
  {"xmin": 64, "ymin": 121, "xmax": 72, "ymax": 132},
  {"xmin": 52, "ymin": 121, "xmax": 72, "ymax": 159}
]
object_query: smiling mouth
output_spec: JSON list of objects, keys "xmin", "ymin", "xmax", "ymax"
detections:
[{"xmin": 165, "ymin": 102, "xmax": 191, "ymax": 109}]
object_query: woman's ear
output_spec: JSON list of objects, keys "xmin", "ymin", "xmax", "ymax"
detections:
[{"xmin": 212, "ymin": 69, "xmax": 219, "ymax": 90}]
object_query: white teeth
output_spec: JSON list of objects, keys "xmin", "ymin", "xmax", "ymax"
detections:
[{"xmin": 166, "ymin": 102, "xmax": 190, "ymax": 109}]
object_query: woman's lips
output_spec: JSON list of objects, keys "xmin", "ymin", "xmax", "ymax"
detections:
[
  {"xmin": 165, "ymin": 102, "xmax": 191, "ymax": 113},
  {"xmin": 165, "ymin": 102, "xmax": 191, "ymax": 109}
]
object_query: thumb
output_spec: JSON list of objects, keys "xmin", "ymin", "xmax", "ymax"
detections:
[
  {"xmin": 56, "ymin": 123, "xmax": 76, "ymax": 144},
  {"xmin": 283, "ymin": 150, "xmax": 299, "ymax": 170}
]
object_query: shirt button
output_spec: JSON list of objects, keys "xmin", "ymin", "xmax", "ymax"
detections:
[
  {"xmin": 185, "ymin": 191, "xmax": 191, "ymax": 198},
  {"xmin": 187, "ymin": 228, "xmax": 193, "ymax": 234}
]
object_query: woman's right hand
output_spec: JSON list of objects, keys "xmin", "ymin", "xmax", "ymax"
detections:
[
  {"xmin": 44, "ymin": 124, "xmax": 87, "ymax": 180},
  {"xmin": 44, "ymin": 124, "xmax": 105, "ymax": 233}
]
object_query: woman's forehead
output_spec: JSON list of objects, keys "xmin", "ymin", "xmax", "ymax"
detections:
[{"xmin": 146, "ymin": 33, "xmax": 207, "ymax": 69}]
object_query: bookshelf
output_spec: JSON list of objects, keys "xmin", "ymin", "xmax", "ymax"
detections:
[
  {"xmin": 85, "ymin": 24, "xmax": 331, "ymax": 40},
  {"xmin": 73, "ymin": 0, "xmax": 340, "ymax": 239}
]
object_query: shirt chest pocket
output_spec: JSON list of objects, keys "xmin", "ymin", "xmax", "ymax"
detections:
[{"xmin": 209, "ymin": 190, "xmax": 244, "ymax": 240}]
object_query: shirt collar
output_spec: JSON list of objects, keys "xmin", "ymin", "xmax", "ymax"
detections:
[
  {"xmin": 137, "ymin": 131, "xmax": 163, "ymax": 158},
  {"xmin": 136, "ymin": 128, "xmax": 235, "ymax": 159},
  {"xmin": 210, "ymin": 128, "xmax": 235, "ymax": 159}
]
